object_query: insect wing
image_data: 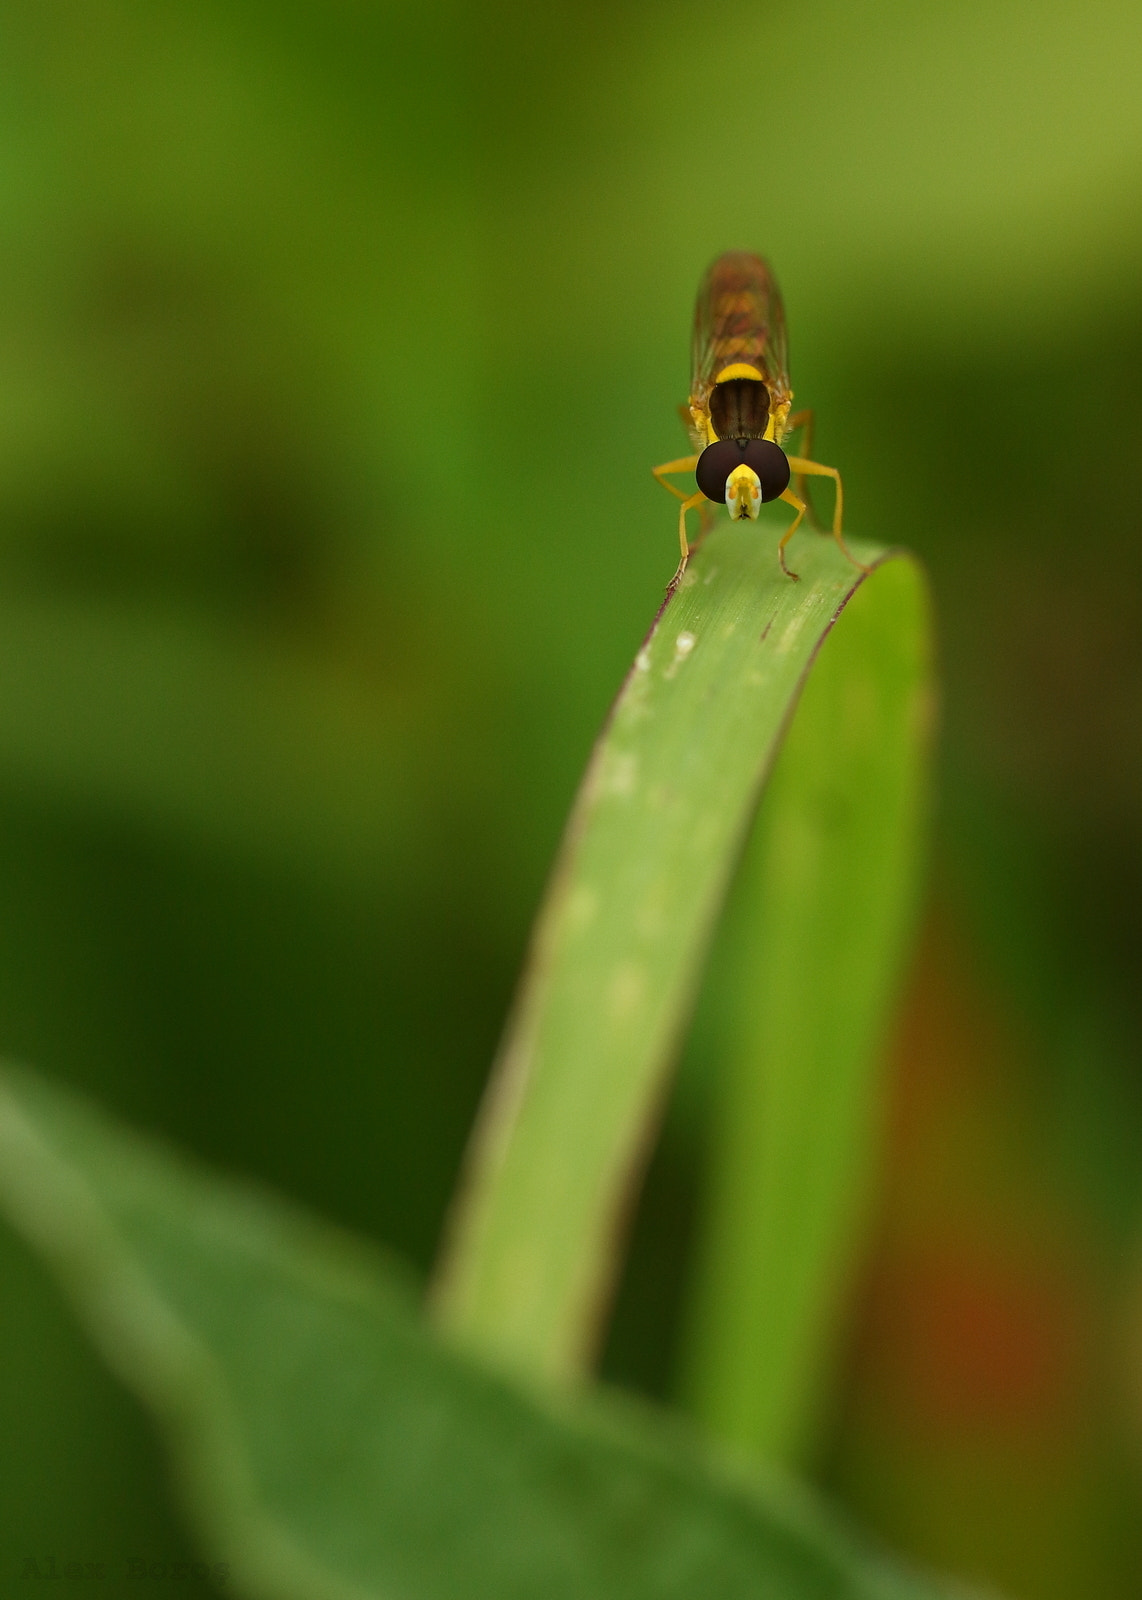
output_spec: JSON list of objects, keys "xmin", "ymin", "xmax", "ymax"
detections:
[{"xmin": 690, "ymin": 252, "xmax": 791, "ymax": 414}]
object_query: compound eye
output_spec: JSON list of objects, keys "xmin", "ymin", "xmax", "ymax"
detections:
[
  {"xmin": 695, "ymin": 439, "xmax": 745, "ymax": 503},
  {"xmin": 741, "ymin": 438, "xmax": 791, "ymax": 502}
]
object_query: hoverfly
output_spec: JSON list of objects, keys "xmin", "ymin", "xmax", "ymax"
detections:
[{"xmin": 653, "ymin": 252, "xmax": 865, "ymax": 586}]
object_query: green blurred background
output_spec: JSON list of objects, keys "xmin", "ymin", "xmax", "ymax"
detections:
[{"xmin": 2, "ymin": 1, "xmax": 1142, "ymax": 1594}]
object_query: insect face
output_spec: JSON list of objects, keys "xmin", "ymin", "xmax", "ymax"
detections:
[{"xmin": 695, "ymin": 437, "xmax": 790, "ymax": 517}]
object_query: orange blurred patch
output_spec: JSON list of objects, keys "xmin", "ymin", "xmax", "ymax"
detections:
[
  {"xmin": 845, "ymin": 908, "xmax": 1095, "ymax": 1448},
  {"xmin": 858, "ymin": 1244, "xmax": 1087, "ymax": 1439}
]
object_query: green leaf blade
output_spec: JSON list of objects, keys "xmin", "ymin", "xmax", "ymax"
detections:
[
  {"xmin": 0, "ymin": 1065, "xmax": 950, "ymax": 1600},
  {"xmin": 431, "ymin": 527, "xmax": 930, "ymax": 1395},
  {"xmin": 680, "ymin": 554, "xmax": 934, "ymax": 1462}
]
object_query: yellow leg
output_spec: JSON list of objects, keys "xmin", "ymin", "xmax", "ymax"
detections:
[
  {"xmin": 777, "ymin": 488, "xmax": 807, "ymax": 581},
  {"xmin": 784, "ymin": 410, "xmax": 821, "ymax": 528},
  {"xmin": 652, "ymin": 454, "xmax": 699, "ymax": 503},
  {"xmin": 668, "ymin": 489, "xmax": 706, "ymax": 589},
  {"xmin": 654, "ymin": 455, "xmax": 713, "ymax": 590},
  {"xmin": 784, "ymin": 455, "xmax": 868, "ymax": 574}
]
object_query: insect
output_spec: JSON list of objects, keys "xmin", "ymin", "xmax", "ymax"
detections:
[{"xmin": 653, "ymin": 251, "xmax": 865, "ymax": 586}]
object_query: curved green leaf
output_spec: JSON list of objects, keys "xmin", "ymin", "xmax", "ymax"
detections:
[
  {"xmin": 431, "ymin": 525, "xmax": 932, "ymax": 1406},
  {"xmin": 679, "ymin": 555, "xmax": 932, "ymax": 1462},
  {"xmin": 0, "ymin": 1065, "xmax": 949, "ymax": 1600}
]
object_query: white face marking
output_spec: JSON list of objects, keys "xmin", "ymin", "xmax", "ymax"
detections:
[{"xmin": 725, "ymin": 464, "xmax": 762, "ymax": 520}]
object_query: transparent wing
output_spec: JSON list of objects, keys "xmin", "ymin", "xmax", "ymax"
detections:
[{"xmin": 689, "ymin": 252, "xmax": 792, "ymax": 413}]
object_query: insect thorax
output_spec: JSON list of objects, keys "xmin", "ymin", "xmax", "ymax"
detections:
[{"xmin": 708, "ymin": 378, "xmax": 770, "ymax": 442}]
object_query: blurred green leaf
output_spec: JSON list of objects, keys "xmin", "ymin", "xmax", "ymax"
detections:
[
  {"xmin": 0, "ymin": 594, "xmax": 426, "ymax": 887},
  {"xmin": 432, "ymin": 527, "xmax": 931, "ymax": 1404},
  {"xmin": 0, "ymin": 1063, "xmax": 951, "ymax": 1600}
]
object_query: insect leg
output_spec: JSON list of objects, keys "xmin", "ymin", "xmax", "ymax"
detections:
[
  {"xmin": 783, "ymin": 456, "xmax": 869, "ymax": 573},
  {"xmin": 653, "ymin": 456, "xmax": 717, "ymax": 589},
  {"xmin": 777, "ymin": 488, "xmax": 807, "ymax": 581},
  {"xmin": 784, "ymin": 410, "xmax": 822, "ymax": 529},
  {"xmin": 652, "ymin": 455, "xmax": 699, "ymax": 503},
  {"xmin": 668, "ymin": 489, "xmax": 707, "ymax": 590}
]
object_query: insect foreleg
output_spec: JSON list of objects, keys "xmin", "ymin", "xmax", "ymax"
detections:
[
  {"xmin": 777, "ymin": 488, "xmax": 807, "ymax": 581},
  {"xmin": 783, "ymin": 410, "xmax": 822, "ymax": 528},
  {"xmin": 652, "ymin": 455, "xmax": 700, "ymax": 503},
  {"xmin": 783, "ymin": 456, "xmax": 867, "ymax": 574}
]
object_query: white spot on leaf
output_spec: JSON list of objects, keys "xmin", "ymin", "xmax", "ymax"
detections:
[
  {"xmin": 602, "ymin": 751, "xmax": 638, "ymax": 797},
  {"xmin": 565, "ymin": 885, "xmax": 599, "ymax": 932},
  {"xmin": 664, "ymin": 630, "xmax": 697, "ymax": 679},
  {"xmin": 608, "ymin": 960, "xmax": 646, "ymax": 1021}
]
